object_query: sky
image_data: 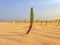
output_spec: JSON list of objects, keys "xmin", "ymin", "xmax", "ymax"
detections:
[{"xmin": 0, "ymin": 0, "xmax": 60, "ymax": 21}]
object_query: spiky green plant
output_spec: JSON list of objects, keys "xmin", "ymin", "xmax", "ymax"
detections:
[{"xmin": 26, "ymin": 7, "xmax": 34, "ymax": 34}]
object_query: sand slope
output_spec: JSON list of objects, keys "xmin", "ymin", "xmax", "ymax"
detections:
[{"xmin": 0, "ymin": 22, "xmax": 60, "ymax": 45}]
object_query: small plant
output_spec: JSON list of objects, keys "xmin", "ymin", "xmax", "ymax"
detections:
[
  {"xmin": 15, "ymin": 20, "xmax": 19, "ymax": 24},
  {"xmin": 57, "ymin": 20, "xmax": 60, "ymax": 25},
  {"xmin": 26, "ymin": 7, "xmax": 34, "ymax": 34},
  {"xmin": 41, "ymin": 21, "xmax": 43, "ymax": 26},
  {"xmin": 24, "ymin": 18, "xmax": 26, "ymax": 23},
  {"xmin": 46, "ymin": 21, "xmax": 48, "ymax": 26}
]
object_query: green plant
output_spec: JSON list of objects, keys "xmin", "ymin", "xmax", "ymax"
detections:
[{"xmin": 26, "ymin": 7, "xmax": 34, "ymax": 34}]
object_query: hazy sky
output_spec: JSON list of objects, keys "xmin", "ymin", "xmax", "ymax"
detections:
[{"xmin": 0, "ymin": 0, "xmax": 60, "ymax": 21}]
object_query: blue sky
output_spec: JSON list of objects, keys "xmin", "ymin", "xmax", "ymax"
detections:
[{"xmin": 0, "ymin": 0, "xmax": 60, "ymax": 21}]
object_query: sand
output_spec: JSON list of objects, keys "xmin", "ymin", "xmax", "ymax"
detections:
[{"xmin": 0, "ymin": 22, "xmax": 60, "ymax": 45}]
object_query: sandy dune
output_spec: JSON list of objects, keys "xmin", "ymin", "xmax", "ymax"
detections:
[{"xmin": 0, "ymin": 22, "xmax": 60, "ymax": 45}]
